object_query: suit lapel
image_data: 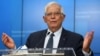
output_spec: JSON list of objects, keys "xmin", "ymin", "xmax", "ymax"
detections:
[
  {"xmin": 57, "ymin": 28, "xmax": 70, "ymax": 53},
  {"xmin": 36, "ymin": 30, "xmax": 47, "ymax": 48},
  {"xmin": 58, "ymin": 28, "xmax": 68, "ymax": 48}
]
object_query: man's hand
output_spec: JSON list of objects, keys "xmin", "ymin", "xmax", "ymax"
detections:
[
  {"xmin": 2, "ymin": 33, "xmax": 15, "ymax": 49},
  {"xmin": 82, "ymin": 31, "xmax": 94, "ymax": 53}
]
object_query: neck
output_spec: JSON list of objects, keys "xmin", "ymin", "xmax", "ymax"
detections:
[{"xmin": 49, "ymin": 27, "xmax": 62, "ymax": 33}]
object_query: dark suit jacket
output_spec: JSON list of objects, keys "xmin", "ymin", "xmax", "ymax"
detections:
[{"xmin": 26, "ymin": 28, "xmax": 93, "ymax": 56}]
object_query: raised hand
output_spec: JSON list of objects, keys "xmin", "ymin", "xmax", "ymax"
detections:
[
  {"xmin": 82, "ymin": 31, "xmax": 94, "ymax": 53},
  {"xmin": 2, "ymin": 33, "xmax": 15, "ymax": 49}
]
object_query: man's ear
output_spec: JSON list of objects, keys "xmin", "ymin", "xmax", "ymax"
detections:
[
  {"xmin": 43, "ymin": 16, "xmax": 47, "ymax": 23},
  {"xmin": 63, "ymin": 14, "xmax": 65, "ymax": 18},
  {"xmin": 61, "ymin": 14, "xmax": 65, "ymax": 20}
]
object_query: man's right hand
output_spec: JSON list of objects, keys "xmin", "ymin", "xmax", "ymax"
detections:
[{"xmin": 2, "ymin": 33, "xmax": 15, "ymax": 49}]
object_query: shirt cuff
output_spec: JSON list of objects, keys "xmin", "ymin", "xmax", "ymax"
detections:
[
  {"xmin": 11, "ymin": 45, "xmax": 28, "ymax": 54},
  {"xmin": 14, "ymin": 46, "xmax": 16, "ymax": 49},
  {"xmin": 82, "ymin": 50, "xmax": 91, "ymax": 56}
]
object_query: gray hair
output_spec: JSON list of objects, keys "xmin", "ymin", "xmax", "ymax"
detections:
[{"xmin": 44, "ymin": 1, "xmax": 64, "ymax": 14}]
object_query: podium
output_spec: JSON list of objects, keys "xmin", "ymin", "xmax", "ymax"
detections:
[{"xmin": 0, "ymin": 48, "xmax": 76, "ymax": 56}]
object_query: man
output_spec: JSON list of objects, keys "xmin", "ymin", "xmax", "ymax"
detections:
[{"xmin": 2, "ymin": 2, "xmax": 94, "ymax": 56}]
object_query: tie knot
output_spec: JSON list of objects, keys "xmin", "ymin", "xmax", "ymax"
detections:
[{"xmin": 50, "ymin": 33, "xmax": 54, "ymax": 37}]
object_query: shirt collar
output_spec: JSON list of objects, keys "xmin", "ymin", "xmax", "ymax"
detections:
[{"xmin": 47, "ymin": 27, "xmax": 62, "ymax": 36}]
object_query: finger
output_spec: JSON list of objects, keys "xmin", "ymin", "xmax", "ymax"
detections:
[
  {"xmin": 90, "ymin": 31, "xmax": 94, "ymax": 38},
  {"xmin": 2, "ymin": 33, "xmax": 7, "ymax": 41},
  {"xmin": 85, "ymin": 31, "xmax": 94, "ymax": 39},
  {"xmin": 4, "ymin": 33, "xmax": 12, "ymax": 40},
  {"xmin": 88, "ymin": 31, "xmax": 94, "ymax": 42},
  {"xmin": 3, "ymin": 38, "xmax": 8, "ymax": 44},
  {"xmin": 84, "ymin": 31, "xmax": 94, "ymax": 47},
  {"xmin": 2, "ymin": 33, "xmax": 9, "ymax": 43}
]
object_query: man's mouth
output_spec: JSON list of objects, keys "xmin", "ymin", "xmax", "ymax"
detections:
[{"xmin": 50, "ymin": 21, "xmax": 57, "ymax": 23}]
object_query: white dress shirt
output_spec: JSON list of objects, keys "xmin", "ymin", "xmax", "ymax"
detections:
[{"xmin": 43, "ymin": 27, "xmax": 62, "ymax": 54}]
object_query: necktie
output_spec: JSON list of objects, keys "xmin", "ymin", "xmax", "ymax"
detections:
[{"xmin": 46, "ymin": 33, "xmax": 54, "ymax": 53}]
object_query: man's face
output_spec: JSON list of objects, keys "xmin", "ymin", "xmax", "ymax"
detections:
[{"xmin": 43, "ymin": 4, "xmax": 65, "ymax": 30}]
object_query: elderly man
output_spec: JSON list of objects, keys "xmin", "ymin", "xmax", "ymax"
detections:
[{"xmin": 2, "ymin": 2, "xmax": 94, "ymax": 56}]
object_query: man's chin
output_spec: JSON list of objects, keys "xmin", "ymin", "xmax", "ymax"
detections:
[
  {"xmin": 49, "ymin": 25, "xmax": 60, "ymax": 29},
  {"xmin": 50, "ymin": 26, "xmax": 57, "ymax": 28}
]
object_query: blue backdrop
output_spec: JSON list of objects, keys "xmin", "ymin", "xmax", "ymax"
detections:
[{"xmin": 0, "ymin": 0, "xmax": 100, "ymax": 56}]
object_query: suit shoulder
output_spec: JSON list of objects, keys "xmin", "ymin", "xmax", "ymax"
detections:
[
  {"xmin": 30, "ymin": 29, "xmax": 47, "ymax": 35},
  {"xmin": 63, "ymin": 29, "xmax": 83, "ymax": 39},
  {"xmin": 28, "ymin": 29, "xmax": 47, "ymax": 38}
]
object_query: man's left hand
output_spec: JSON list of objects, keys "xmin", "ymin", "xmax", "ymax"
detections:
[{"xmin": 82, "ymin": 31, "xmax": 94, "ymax": 53}]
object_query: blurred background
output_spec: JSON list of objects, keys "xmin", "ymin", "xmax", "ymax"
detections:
[{"xmin": 0, "ymin": 0, "xmax": 100, "ymax": 56}]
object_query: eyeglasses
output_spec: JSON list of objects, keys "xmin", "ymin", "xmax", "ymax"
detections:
[{"xmin": 45, "ymin": 12, "xmax": 62, "ymax": 17}]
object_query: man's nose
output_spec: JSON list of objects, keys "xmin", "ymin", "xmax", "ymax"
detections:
[{"xmin": 51, "ymin": 14, "xmax": 55, "ymax": 19}]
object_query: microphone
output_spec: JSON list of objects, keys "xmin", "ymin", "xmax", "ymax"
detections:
[{"xmin": 47, "ymin": 32, "xmax": 50, "ymax": 35}]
